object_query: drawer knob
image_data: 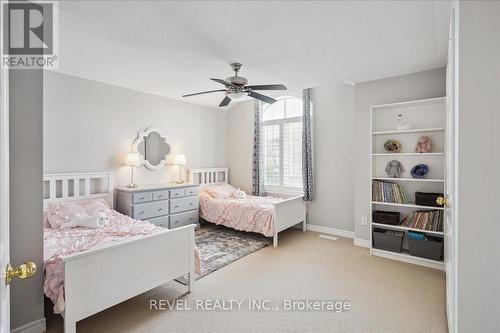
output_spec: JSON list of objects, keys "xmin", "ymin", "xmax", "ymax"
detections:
[
  {"xmin": 175, "ymin": 205, "xmax": 179, "ymax": 208},
  {"xmin": 158, "ymin": 195, "xmax": 163, "ymax": 198},
  {"xmin": 139, "ymin": 211, "xmax": 145, "ymax": 214},
  {"xmin": 158, "ymin": 208, "xmax": 163, "ymax": 211},
  {"xmin": 190, "ymin": 203, "xmax": 193, "ymax": 206}
]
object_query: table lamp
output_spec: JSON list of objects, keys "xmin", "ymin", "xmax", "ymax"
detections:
[
  {"xmin": 174, "ymin": 154, "xmax": 186, "ymax": 184},
  {"xmin": 125, "ymin": 153, "xmax": 141, "ymax": 188}
]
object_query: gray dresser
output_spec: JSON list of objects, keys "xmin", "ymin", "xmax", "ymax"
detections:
[{"xmin": 115, "ymin": 184, "xmax": 199, "ymax": 229}]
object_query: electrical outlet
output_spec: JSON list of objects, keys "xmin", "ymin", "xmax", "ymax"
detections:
[{"xmin": 361, "ymin": 216, "xmax": 368, "ymax": 226}]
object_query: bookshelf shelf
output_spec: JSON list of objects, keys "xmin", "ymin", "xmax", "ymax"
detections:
[
  {"xmin": 369, "ymin": 97, "xmax": 446, "ymax": 270},
  {"xmin": 372, "ymin": 152, "xmax": 444, "ymax": 156},
  {"xmin": 371, "ymin": 201, "xmax": 445, "ymax": 210},
  {"xmin": 371, "ymin": 248, "xmax": 444, "ymax": 270},
  {"xmin": 371, "ymin": 222, "xmax": 444, "ymax": 236},
  {"xmin": 372, "ymin": 128, "xmax": 445, "ymax": 135},
  {"xmin": 372, "ymin": 177, "xmax": 444, "ymax": 183}
]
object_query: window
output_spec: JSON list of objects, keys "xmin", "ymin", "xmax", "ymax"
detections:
[{"xmin": 262, "ymin": 96, "xmax": 303, "ymax": 194}]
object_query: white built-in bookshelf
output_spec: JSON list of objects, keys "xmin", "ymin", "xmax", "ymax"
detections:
[{"xmin": 369, "ymin": 97, "xmax": 446, "ymax": 270}]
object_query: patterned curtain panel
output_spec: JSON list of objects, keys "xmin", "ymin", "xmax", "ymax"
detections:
[
  {"xmin": 302, "ymin": 88, "xmax": 314, "ymax": 201},
  {"xmin": 252, "ymin": 100, "xmax": 265, "ymax": 196}
]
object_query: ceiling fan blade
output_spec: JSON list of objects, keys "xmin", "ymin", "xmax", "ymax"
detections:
[
  {"xmin": 182, "ymin": 89, "xmax": 227, "ymax": 97},
  {"xmin": 211, "ymin": 78, "xmax": 236, "ymax": 88},
  {"xmin": 248, "ymin": 91, "xmax": 277, "ymax": 104},
  {"xmin": 245, "ymin": 84, "xmax": 287, "ymax": 91},
  {"xmin": 219, "ymin": 96, "xmax": 231, "ymax": 107}
]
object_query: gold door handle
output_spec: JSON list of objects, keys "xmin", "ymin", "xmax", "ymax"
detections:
[
  {"xmin": 6, "ymin": 261, "xmax": 36, "ymax": 285},
  {"xmin": 436, "ymin": 196, "xmax": 448, "ymax": 207}
]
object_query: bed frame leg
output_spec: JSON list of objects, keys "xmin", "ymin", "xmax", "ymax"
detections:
[
  {"xmin": 303, "ymin": 205, "xmax": 307, "ymax": 231},
  {"xmin": 187, "ymin": 272, "xmax": 193, "ymax": 292},
  {"xmin": 273, "ymin": 233, "xmax": 278, "ymax": 247}
]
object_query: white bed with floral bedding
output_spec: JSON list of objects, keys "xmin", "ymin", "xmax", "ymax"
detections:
[
  {"xmin": 43, "ymin": 172, "xmax": 198, "ymax": 333},
  {"xmin": 189, "ymin": 168, "xmax": 306, "ymax": 246}
]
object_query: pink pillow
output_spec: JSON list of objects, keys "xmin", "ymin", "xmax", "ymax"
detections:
[
  {"xmin": 203, "ymin": 184, "xmax": 238, "ymax": 199},
  {"xmin": 45, "ymin": 199, "xmax": 111, "ymax": 229}
]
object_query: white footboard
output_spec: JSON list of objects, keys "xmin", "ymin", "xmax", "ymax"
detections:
[
  {"xmin": 272, "ymin": 196, "xmax": 306, "ymax": 247},
  {"xmin": 62, "ymin": 225, "xmax": 195, "ymax": 333}
]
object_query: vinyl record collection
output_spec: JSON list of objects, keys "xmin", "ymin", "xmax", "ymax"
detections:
[
  {"xmin": 400, "ymin": 210, "xmax": 444, "ymax": 232},
  {"xmin": 372, "ymin": 180, "xmax": 408, "ymax": 204}
]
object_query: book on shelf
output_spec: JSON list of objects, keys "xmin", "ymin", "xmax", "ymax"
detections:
[
  {"xmin": 400, "ymin": 210, "xmax": 443, "ymax": 232},
  {"xmin": 372, "ymin": 180, "xmax": 408, "ymax": 204}
]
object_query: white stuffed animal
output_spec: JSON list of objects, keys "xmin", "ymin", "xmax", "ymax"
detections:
[
  {"xmin": 236, "ymin": 188, "xmax": 247, "ymax": 199},
  {"xmin": 396, "ymin": 113, "xmax": 412, "ymax": 130},
  {"xmin": 60, "ymin": 211, "xmax": 109, "ymax": 229}
]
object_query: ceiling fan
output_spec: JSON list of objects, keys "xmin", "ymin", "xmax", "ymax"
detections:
[{"xmin": 182, "ymin": 63, "xmax": 287, "ymax": 107}]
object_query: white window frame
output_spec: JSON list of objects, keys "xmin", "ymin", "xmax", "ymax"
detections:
[{"xmin": 262, "ymin": 96, "xmax": 304, "ymax": 196}]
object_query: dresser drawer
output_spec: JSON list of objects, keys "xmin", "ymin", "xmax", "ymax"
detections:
[
  {"xmin": 184, "ymin": 186, "xmax": 199, "ymax": 196},
  {"xmin": 170, "ymin": 196, "xmax": 199, "ymax": 214},
  {"xmin": 169, "ymin": 210, "xmax": 198, "ymax": 229},
  {"xmin": 148, "ymin": 216, "xmax": 169, "ymax": 228},
  {"xmin": 152, "ymin": 190, "xmax": 169, "ymax": 201},
  {"xmin": 169, "ymin": 188, "xmax": 185, "ymax": 199},
  {"xmin": 133, "ymin": 200, "xmax": 168, "ymax": 220},
  {"xmin": 132, "ymin": 192, "xmax": 152, "ymax": 204}
]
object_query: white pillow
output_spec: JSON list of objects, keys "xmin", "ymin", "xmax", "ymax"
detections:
[{"xmin": 203, "ymin": 184, "xmax": 238, "ymax": 199}]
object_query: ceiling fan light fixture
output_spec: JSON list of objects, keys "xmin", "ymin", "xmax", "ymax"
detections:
[{"xmin": 228, "ymin": 91, "xmax": 246, "ymax": 99}]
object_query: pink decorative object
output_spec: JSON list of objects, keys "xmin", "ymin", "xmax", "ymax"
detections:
[
  {"xmin": 44, "ymin": 199, "xmax": 111, "ymax": 229},
  {"xmin": 415, "ymin": 136, "xmax": 432, "ymax": 153}
]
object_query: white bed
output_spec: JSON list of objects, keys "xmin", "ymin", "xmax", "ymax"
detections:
[
  {"xmin": 43, "ymin": 172, "xmax": 196, "ymax": 333},
  {"xmin": 189, "ymin": 168, "xmax": 306, "ymax": 247}
]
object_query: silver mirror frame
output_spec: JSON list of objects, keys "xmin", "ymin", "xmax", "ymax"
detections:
[{"xmin": 132, "ymin": 127, "xmax": 170, "ymax": 170}]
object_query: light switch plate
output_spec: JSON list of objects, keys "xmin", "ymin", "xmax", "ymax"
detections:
[{"xmin": 361, "ymin": 216, "xmax": 368, "ymax": 226}]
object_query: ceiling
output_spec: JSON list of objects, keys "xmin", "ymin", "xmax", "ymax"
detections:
[{"xmin": 55, "ymin": 1, "xmax": 451, "ymax": 108}]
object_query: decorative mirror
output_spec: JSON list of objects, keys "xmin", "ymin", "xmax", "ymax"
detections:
[{"xmin": 132, "ymin": 127, "xmax": 171, "ymax": 170}]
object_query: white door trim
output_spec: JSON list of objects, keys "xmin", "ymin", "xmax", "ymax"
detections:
[
  {"xmin": 0, "ymin": 65, "xmax": 10, "ymax": 332},
  {"xmin": 445, "ymin": 6, "xmax": 459, "ymax": 333}
]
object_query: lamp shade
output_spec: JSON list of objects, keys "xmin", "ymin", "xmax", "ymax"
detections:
[
  {"xmin": 125, "ymin": 153, "xmax": 141, "ymax": 167},
  {"xmin": 173, "ymin": 154, "xmax": 186, "ymax": 166}
]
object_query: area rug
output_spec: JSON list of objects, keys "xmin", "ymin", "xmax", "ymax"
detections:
[{"xmin": 175, "ymin": 226, "xmax": 272, "ymax": 285}]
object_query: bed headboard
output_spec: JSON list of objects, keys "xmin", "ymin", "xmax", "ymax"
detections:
[
  {"xmin": 43, "ymin": 172, "xmax": 114, "ymax": 207},
  {"xmin": 188, "ymin": 168, "xmax": 228, "ymax": 185}
]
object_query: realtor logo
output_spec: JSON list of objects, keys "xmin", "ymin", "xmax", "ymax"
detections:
[{"xmin": 1, "ymin": 1, "xmax": 58, "ymax": 68}]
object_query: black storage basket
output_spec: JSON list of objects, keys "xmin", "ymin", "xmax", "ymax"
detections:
[
  {"xmin": 408, "ymin": 236, "xmax": 444, "ymax": 260},
  {"xmin": 415, "ymin": 192, "xmax": 443, "ymax": 207},
  {"xmin": 372, "ymin": 210, "xmax": 400, "ymax": 225},
  {"xmin": 372, "ymin": 229, "xmax": 404, "ymax": 253}
]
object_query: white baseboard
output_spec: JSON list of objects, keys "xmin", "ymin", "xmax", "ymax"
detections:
[
  {"xmin": 354, "ymin": 238, "xmax": 370, "ymax": 248},
  {"xmin": 11, "ymin": 318, "xmax": 46, "ymax": 333},
  {"xmin": 306, "ymin": 224, "xmax": 354, "ymax": 239}
]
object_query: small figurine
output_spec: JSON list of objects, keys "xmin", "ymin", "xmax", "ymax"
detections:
[
  {"xmin": 396, "ymin": 113, "xmax": 412, "ymax": 130},
  {"xmin": 411, "ymin": 164, "xmax": 429, "ymax": 179},
  {"xmin": 384, "ymin": 140, "xmax": 402, "ymax": 153},
  {"xmin": 415, "ymin": 136, "xmax": 432, "ymax": 153},
  {"xmin": 385, "ymin": 160, "xmax": 405, "ymax": 178}
]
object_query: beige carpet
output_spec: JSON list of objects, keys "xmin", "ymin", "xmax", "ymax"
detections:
[{"xmin": 45, "ymin": 228, "xmax": 447, "ymax": 333}]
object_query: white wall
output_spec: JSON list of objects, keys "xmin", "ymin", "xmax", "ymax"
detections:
[
  {"xmin": 226, "ymin": 83, "xmax": 356, "ymax": 231},
  {"xmin": 308, "ymin": 83, "xmax": 355, "ymax": 231},
  {"xmin": 455, "ymin": 1, "xmax": 500, "ymax": 331},
  {"xmin": 43, "ymin": 72, "xmax": 227, "ymax": 187},
  {"xmin": 353, "ymin": 68, "xmax": 446, "ymax": 240}
]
